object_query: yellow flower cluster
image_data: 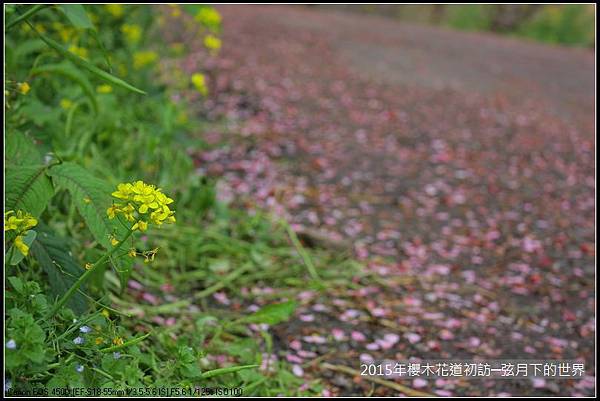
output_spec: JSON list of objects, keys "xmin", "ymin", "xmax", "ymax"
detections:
[
  {"xmin": 203, "ymin": 34, "xmax": 221, "ymax": 53},
  {"xmin": 107, "ymin": 180, "xmax": 176, "ymax": 232},
  {"xmin": 4, "ymin": 210, "xmax": 37, "ymax": 256},
  {"xmin": 121, "ymin": 23, "xmax": 142, "ymax": 45},
  {"xmin": 194, "ymin": 7, "xmax": 222, "ymax": 31},
  {"xmin": 105, "ymin": 4, "xmax": 125, "ymax": 18},
  {"xmin": 51, "ymin": 22, "xmax": 75, "ymax": 43},
  {"xmin": 133, "ymin": 50, "xmax": 158, "ymax": 70},
  {"xmin": 191, "ymin": 73, "xmax": 208, "ymax": 96}
]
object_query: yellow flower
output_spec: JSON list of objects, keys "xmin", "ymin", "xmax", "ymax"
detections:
[
  {"xmin": 191, "ymin": 73, "xmax": 208, "ymax": 96},
  {"xmin": 203, "ymin": 35, "xmax": 221, "ymax": 53},
  {"xmin": 96, "ymin": 84, "xmax": 113, "ymax": 94},
  {"xmin": 68, "ymin": 45, "xmax": 88, "ymax": 59},
  {"xmin": 132, "ymin": 220, "xmax": 148, "ymax": 232},
  {"xmin": 14, "ymin": 236, "xmax": 29, "ymax": 256},
  {"xmin": 107, "ymin": 181, "xmax": 176, "ymax": 231},
  {"xmin": 5, "ymin": 210, "xmax": 37, "ymax": 257},
  {"xmin": 133, "ymin": 51, "xmax": 158, "ymax": 70},
  {"xmin": 84, "ymin": 263, "xmax": 93, "ymax": 270},
  {"xmin": 113, "ymin": 337, "xmax": 124, "ymax": 346},
  {"xmin": 4, "ymin": 210, "xmax": 37, "ymax": 232},
  {"xmin": 17, "ymin": 82, "xmax": 30, "ymax": 95},
  {"xmin": 106, "ymin": 204, "xmax": 119, "ymax": 219},
  {"xmin": 168, "ymin": 4, "xmax": 181, "ymax": 17},
  {"xmin": 60, "ymin": 99, "xmax": 73, "ymax": 110},
  {"xmin": 128, "ymin": 248, "xmax": 137, "ymax": 258},
  {"xmin": 33, "ymin": 23, "xmax": 46, "ymax": 34},
  {"xmin": 195, "ymin": 7, "xmax": 221, "ymax": 31},
  {"xmin": 121, "ymin": 23, "xmax": 142, "ymax": 44},
  {"xmin": 95, "ymin": 337, "xmax": 104, "ymax": 345},
  {"xmin": 110, "ymin": 235, "xmax": 119, "ymax": 246},
  {"xmin": 105, "ymin": 4, "xmax": 124, "ymax": 18},
  {"xmin": 143, "ymin": 248, "xmax": 159, "ymax": 264},
  {"xmin": 55, "ymin": 24, "xmax": 75, "ymax": 42},
  {"xmin": 101, "ymin": 309, "xmax": 110, "ymax": 318}
]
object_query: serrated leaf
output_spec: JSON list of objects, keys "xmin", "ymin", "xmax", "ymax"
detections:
[
  {"xmin": 47, "ymin": 162, "xmax": 126, "ymax": 249},
  {"xmin": 5, "ymin": 164, "xmax": 54, "ymax": 218},
  {"xmin": 5, "ymin": 131, "xmax": 42, "ymax": 166},
  {"xmin": 242, "ymin": 301, "xmax": 297, "ymax": 325},
  {"xmin": 29, "ymin": 226, "xmax": 87, "ymax": 314},
  {"xmin": 59, "ymin": 5, "xmax": 94, "ymax": 30}
]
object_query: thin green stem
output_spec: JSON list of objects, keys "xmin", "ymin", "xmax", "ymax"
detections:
[
  {"xmin": 282, "ymin": 220, "xmax": 321, "ymax": 281},
  {"xmin": 6, "ymin": 5, "xmax": 49, "ymax": 31},
  {"xmin": 46, "ymin": 228, "xmax": 134, "ymax": 319}
]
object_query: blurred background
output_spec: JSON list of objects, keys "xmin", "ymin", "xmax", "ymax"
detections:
[{"xmin": 317, "ymin": 4, "xmax": 595, "ymax": 47}]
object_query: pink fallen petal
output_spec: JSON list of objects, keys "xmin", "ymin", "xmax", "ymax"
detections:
[
  {"xmin": 351, "ymin": 331, "xmax": 367, "ymax": 342},
  {"xmin": 331, "ymin": 328, "xmax": 346, "ymax": 341},
  {"xmin": 292, "ymin": 364, "xmax": 304, "ymax": 377},
  {"xmin": 413, "ymin": 378, "xmax": 428, "ymax": 388},
  {"xmin": 439, "ymin": 329, "xmax": 454, "ymax": 341},
  {"xmin": 532, "ymin": 378, "xmax": 546, "ymax": 388},
  {"xmin": 405, "ymin": 333, "xmax": 422, "ymax": 344}
]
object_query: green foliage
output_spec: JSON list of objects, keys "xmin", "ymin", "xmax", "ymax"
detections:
[
  {"xmin": 5, "ymin": 164, "xmax": 54, "ymax": 218},
  {"xmin": 58, "ymin": 5, "xmax": 94, "ymax": 30},
  {"xmin": 4, "ymin": 4, "xmax": 353, "ymax": 396},
  {"xmin": 30, "ymin": 226, "xmax": 88, "ymax": 313},
  {"xmin": 446, "ymin": 5, "xmax": 491, "ymax": 31},
  {"xmin": 445, "ymin": 4, "xmax": 594, "ymax": 47},
  {"xmin": 518, "ymin": 5, "xmax": 595, "ymax": 47},
  {"xmin": 242, "ymin": 301, "xmax": 298, "ymax": 325},
  {"xmin": 47, "ymin": 162, "xmax": 125, "ymax": 249}
]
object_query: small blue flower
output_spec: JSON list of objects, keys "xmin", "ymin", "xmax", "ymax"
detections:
[
  {"xmin": 113, "ymin": 352, "xmax": 121, "ymax": 360},
  {"xmin": 75, "ymin": 364, "xmax": 84, "ymax": 373},
  {"xmin": 73, "ymin": 336, "xmax": 85, "ymax": 345},
  {"xmin": 79, "ymin": 325, "xmax": 92, "ymax": 334},
  {"xmin": 6, "ymin": 339, "xmax": 16, "ymax": 350}
]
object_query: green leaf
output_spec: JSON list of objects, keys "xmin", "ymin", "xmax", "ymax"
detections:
[
  {"xmin": 241, "ymin": 301, "xmax": 297, "ymax": 325},
  {"xmin": 5, "ymin": 131, "xmax": 42, "ymax": 166},
  {"xmin": 5, "ymin": 164, "xmax": 54, "ymax": 218},
  {"xmin": 47, "ymin": 162, "xmax": 126, "ymax": 249},
  {"xmin": 8, "ymin": 276, "xmax": 25, "ymax": 294},
  {"xmin": 31, "ymin": 62, "xmax": 98, "ymax": 113},
  {"xmin": 31, "ymin": 23, "xmax": 146, "ymax": 95},
  {"xmin": 59, "ymin": 5, "xmax": 93, "ymax": 30},
  {"xmin": 6, "ymin": 308, "xmax": 46, "ymax": 369},
  {"xmin": 6, "ymin": 4, "xmax": 49, "ymax": 31},
  {"xmin": 8, "ymin": 230, "xmax": 37, "ymax": 266},
  {"xmin": 200, "ymin": 364, "xmax": 259, "ymax": 379},
  {"xmin": 29, "ymin": 226, "xmax": 87, "ymax": 314}
]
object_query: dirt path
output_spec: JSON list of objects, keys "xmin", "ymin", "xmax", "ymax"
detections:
[{"xmin": 186, "ymin": 5, "xmax": 595, "ymax": 396}]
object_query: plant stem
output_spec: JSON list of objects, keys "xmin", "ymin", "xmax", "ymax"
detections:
[
  {"xmin": 6, "ymin": 5, "xmax": 49, "ymax": 31},
  {"xmin": 47, "ymin": 228, "xmax": 134, "ymax": 319},
  {"xmin": 282, "ymin": 220, "xmax": 321, "ymax": 281}
]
